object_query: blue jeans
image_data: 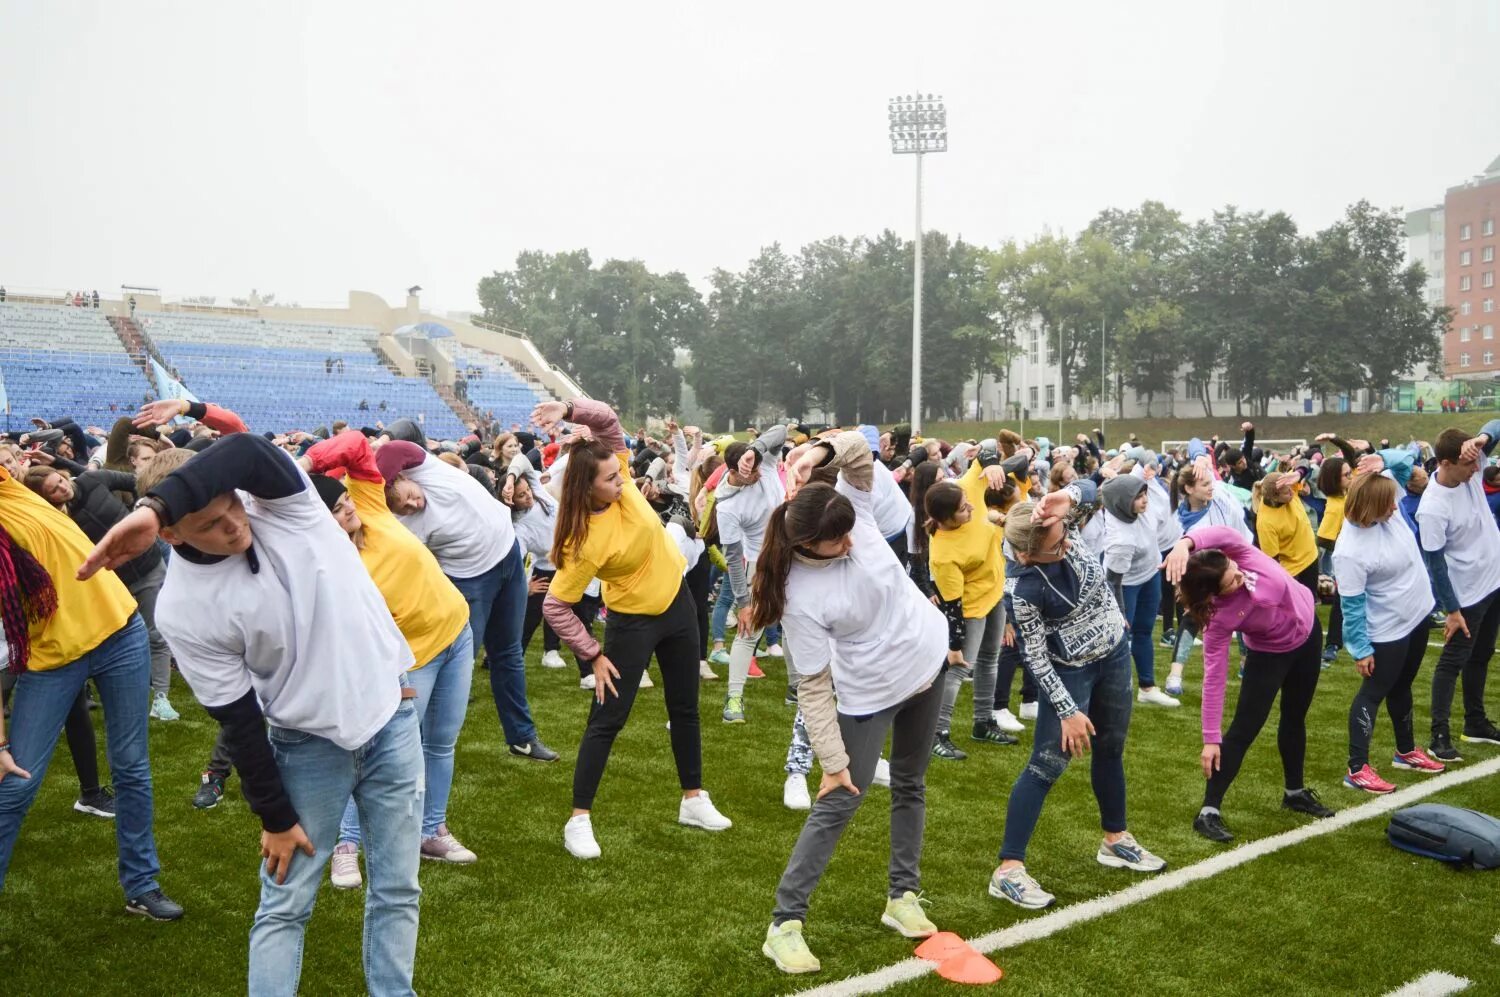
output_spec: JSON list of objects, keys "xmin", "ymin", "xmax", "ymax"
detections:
[
  {"xmin": 251, "ymin": 700, "xmax": 423, "ymax": 997},
  {"xmin": 0, "ymin": 615, "xmax": 160, "ymax": 898},
  {"xmin": 449, "ymin": 540, "xmax": 534, "ymax": 746},
  {"xmin": 340, "ymin": 628, "xmax": 475, "ymax": 841},
  {"xmin": 710, "ymin": 568, "xmax": 733, "ymax": 644},
  {"xmin": 1000, "ymin": 640, "xmax": 1133, "ymax": 862},
  {"xmin": 1120, "ymin": 578, "xmax": 1162, "ymax": 688}
]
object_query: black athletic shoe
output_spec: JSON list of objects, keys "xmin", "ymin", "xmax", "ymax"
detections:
[
  {"xmin": 509, "ymin": 738, "xmax": 559, "ymax": 762},
  {"xmin": 192, "ymin": 772, "xmax": 226, "ymax": 810},
  {"xmin": 74, "ymin": 786, "xmax": 116, "ymax": 819},
  {"xmin": 125, "ymin": 889, "xmax": 184, "ymax": 922},
  {"xmin": 1429, "ymin": 733, "xmax": 1463, "ymax": 763},
  {"xmin": 784, "ymin": 684, "xmax": 798, "ymax": 707},
  {"xmin": 1460, "ymin": 719, "xmax": 1500, "ymax": 746},
  {"xmin": 1193, "ymin": 811, "xmax": 1234, "ymax": 843},
  {"xmin": 931, "ymin": 732, "xmax": 968, "ymax": 761},
  {"xmin": 1281, "ymin": 788, "xmax": 1335, "ymax": 819},
  {"xmin": 1159, "ymin": 629, "xmax": 1177, "ymax": 649},
  {"xmin": 971, "ymin": 721, "xmax": 1019, "ymax": 746}
]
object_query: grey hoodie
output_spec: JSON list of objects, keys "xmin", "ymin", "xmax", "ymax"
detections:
[{"xmin": 1099, "ymin": 475, "xmax": 1147, "ymax": 524}]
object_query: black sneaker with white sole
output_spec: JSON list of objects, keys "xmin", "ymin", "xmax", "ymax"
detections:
[
  {"xmin": 125, "ymin": 889, "xmax": 184, "ymax": 921},
  {"xmin": 931, "ymin": 732, "xmax": 968, "ymax": 761},
  {"xmin": 508, "ymin": 738, "xmax": 559, "ymax": 762},
  {"xmin": 192, "ymin": 773, "xmax": 226, "ymax": 810},
  {"xmin": 1281, "ymin": 788, "xmax": 1335, "ymax": 819},
  {"xmin": 970, "ymin": 721, "xmax": 1019, "ymax": 746},
  {"xmin": 74, "ymin": 786, "xmax": 116, "ymax": 819},
  {"xmin": 1460, "ymin": 719, "xmax": 1500, "ymax": 746},
  {"xmin": 1193, "ymin": 811, "xmax": 1234, "ymax": 843},
  {"xmin": 1429, "ymin": 733, "xmax": 1462, "ymax": 763}
]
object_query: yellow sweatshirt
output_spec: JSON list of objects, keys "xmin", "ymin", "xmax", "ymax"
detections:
[
  {"xmin": 929, "ymin": 460, "xmax": 1013, "ymax": 619},
  {"xmin": 1257, "ymin": 492, "xmax": 1318, "ymax": 577}
]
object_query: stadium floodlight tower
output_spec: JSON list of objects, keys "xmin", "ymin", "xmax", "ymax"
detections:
[{"xmin": 888, "ymin": 93, "xmax": 946, "ymax": 435}]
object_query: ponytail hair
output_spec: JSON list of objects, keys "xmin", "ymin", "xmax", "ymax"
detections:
[
  {"xmin": 750, "ymin": 483, "xmax": 855, "ymax": 632},
  {"xmin": 907, "ymin": 461, "xmax": 942, "ymax": 554}
]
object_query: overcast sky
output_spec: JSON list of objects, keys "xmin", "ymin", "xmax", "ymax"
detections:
[{"xmin": 2, "ymin": 1, "xmax": 1496, "ymax": 315}]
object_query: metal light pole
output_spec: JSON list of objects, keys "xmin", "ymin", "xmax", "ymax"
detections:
[{"xmin": 889, "ymin": 94, "xmax": 947, "ymax": 435}]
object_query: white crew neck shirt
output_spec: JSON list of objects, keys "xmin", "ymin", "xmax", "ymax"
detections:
[
  {"xmin": 715, "ymin": 469, "xmax": 785, "ymax": 563},
  {"xmin": 397, "ymin": 455, "xmax": 516, "ymax": 579},
  {"xmin": 1416, "ymin": 472, "xmax": 1500, "ymax": 607},
  {"xmin": 1333, "ymin": 514, "xmax": 1435, "ymax": 644}
]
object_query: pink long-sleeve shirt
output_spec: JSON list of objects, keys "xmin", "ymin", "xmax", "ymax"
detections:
[{"xmin": 1188, "ymin": 525, "xmax": 1315, "ymax": 744}]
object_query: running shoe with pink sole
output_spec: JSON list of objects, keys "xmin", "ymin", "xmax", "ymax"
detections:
[
  {"xmin": 1391, "ymin": 748, "xmax": 1446, "ymax": 774},
  {"xmin": 1343, "ymin": 764, "xmax": 1395, "ymax": 794}
]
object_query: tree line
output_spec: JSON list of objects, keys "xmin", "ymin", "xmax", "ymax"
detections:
[{"xmin": 475, "ymin": 200, "xmax": 1448, "ymax": 427}]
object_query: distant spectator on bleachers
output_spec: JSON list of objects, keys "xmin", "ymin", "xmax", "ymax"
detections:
[
  {"xmin": 128, "ymin": 295, "xmax": 136, "ymax": 317},
  {"xmin": 0, "ymin": 285, "xmax": 6, "ymax": 302},
  {"xmin": 91, "ymin": 290, "xmax": 99, "ymax": 308}
]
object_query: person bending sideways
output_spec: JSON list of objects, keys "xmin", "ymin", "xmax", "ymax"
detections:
[
  {"xmin": 532, "ymin": 399, "xmax": 731, "ymax": 861},
  {"xmin": 1415, "ymin": 422, "xmax": 1500, "ymax": 761},
  {"xmin": 1098, "ymin": 470, "xmax": 1181, "ymax": 708},
  {"xmin": 991, "ymin": 488, "xmax": 1166, "ymax": 912},
  {"xmin": 82, "ymin": 434, "xmax": 422, "ymax": 997},
  {"xmin": 756, "ymin": 432, "xmax": 947, "ymax": 974},
  {"xmin": 1165, "ymin": 525, "xmax": 1335, "ymax": 845},
  {"xmin": 0, "ymin": 464, "xmax": 178, "ymax": 920}
]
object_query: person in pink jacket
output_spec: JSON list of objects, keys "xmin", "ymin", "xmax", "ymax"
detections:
[{"xmin": 1163, "ymin": 525, "xmax": 1336, "ymax": 844}]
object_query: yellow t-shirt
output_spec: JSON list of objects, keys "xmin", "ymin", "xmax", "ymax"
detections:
[
  {"xmin": 929, "ymin": 461, "xmax": 1009, "ymax": 619},
  {"xmin": 346, "ymin": 478, "xmax": 471, "ymax": 670},
  {"xmin": 1316, "ymin": 494, "xmax": 1346, "ymax": 543},
  {"xmin": 0, "ymin": 468, "xmax": 136, "ymax": 671},
  {"xmin": 1256, "ymin": 494, "xmax": 1318, "ymax": 577},
  {"xmin": 549, "ymin": 453, "xmax": 686, "ymax": 614}
]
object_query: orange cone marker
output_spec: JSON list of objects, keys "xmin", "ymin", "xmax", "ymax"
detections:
[
  {"xmin": 936, "ymin": 950, "xmax": 1003, "ymax": 985},
  {"xmin": 914, "ymin": 932, "xmax": 972, "ymax": 963}
]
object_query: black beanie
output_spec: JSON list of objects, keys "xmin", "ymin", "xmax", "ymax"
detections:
[{"xmin": 309, "ymin": 473, "xmax": 347, "ymax": 511}]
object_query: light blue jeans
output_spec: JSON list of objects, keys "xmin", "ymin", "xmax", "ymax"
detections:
[
  {"xmin": 0, "ymin": 614, "xmax": 160, "ymax": 898},
  {"xmin": 250, "ymin": 699, "xmax": 423, "ymax": 997},
  {"xmin": 340, "ymin": 628, "xmax": 475, "ymax": 841}
]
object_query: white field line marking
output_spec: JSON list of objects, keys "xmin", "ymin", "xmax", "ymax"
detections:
[
  {"xmin": 1382, "ymin": 971, "xmax": 1472, "ymax": 996},
  {"xmin": 794, "ymin": 755, "xmax": 1500, "ymax": 997}
]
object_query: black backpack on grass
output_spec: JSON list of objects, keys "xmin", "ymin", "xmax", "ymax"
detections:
[{"xmin": 1387, "ymin": 804, "xmax": 1500, "ymax": 869}]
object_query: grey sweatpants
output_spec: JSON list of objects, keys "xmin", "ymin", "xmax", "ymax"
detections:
[
  {"xmin": 936, "ymin": 600, "xmax": 1004, "ymax": 734},
  {"xmin": 125, "ymin": 562, "xmax": 172, "ymax": 696},
  {"xmin": 771, "ymin": 668, "xmax": 944, "ymax": 925}
]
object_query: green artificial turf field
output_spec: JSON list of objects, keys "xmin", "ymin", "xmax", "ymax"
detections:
[{"xmin": 2, "ymin": 607, "xmax": 1496, "ymax": 996}]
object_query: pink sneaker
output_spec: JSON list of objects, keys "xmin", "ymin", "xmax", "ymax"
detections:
[
  {"xmin": 1343, "ymin": 764, "xmax": 1395, "ymax": 794},
  {"xmin": 1392, "ymin": 748, "xmax": 1446, "ymax": 774},
  {"xmin": 748, "ymin": 659, "xmax": 766, "ymax": 679},
  {"xmin": 421, "ymin": 824, "xmax": 478, "ymax": 864}
]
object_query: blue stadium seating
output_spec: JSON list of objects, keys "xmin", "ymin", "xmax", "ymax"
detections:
[
  {"xmin": 0, "ymin": 303, "xmax": 152, "ymax": 430},
  {"xmin": 446, "ymin": 342, "xmax": 549, "ymax": 430}
]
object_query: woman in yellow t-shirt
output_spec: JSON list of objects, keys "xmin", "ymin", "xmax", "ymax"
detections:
[
  {"xmin": 1315, "ymin": 455, "xmax": 1353, "ymax": 665},
  {"xmin": 534, "ymin": 398, "xmax": 731, "ymax": 861},
  {"xmin": 1255, "ymin": 470, "xmax": 1320, "ymax": 600}
]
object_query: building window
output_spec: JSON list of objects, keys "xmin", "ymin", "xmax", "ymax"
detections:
[
  {"xmin": 1029, "ymin": 330, "xmax": 1040, "ymax": 365},
  {"xmin": 1486, "ymin": 219, "xmax": 1496, "ymax": 236},
  {"xmin": 1217, "ymin": 378, "xmax": 1233, "ymax": 401},
  {"xmin": 1485, "ymin": 299, "xmax": 1495, "ymax": 313},
  {"xmin": 1461, "ymin": 327, "xmax": 1471, "ymax": 342},
  {"xmin": 1486, "ymin": 247, "xmax": 1496, "ymax": 263},
  {"xmin": 1461, "ymin": 275, "xmax": 1472, "ymax": 291},
  {"xmin": 1461, "ymin": 223, "xmax": 1473, "ymax": 240},
  {"xmin": 1485, "ymin": 272, "xmax": 1495, "ymax": 288},
  {"xmin": 1486, "ymin": 351, "xmax": 1495, "ymax": 366},
  {"xmin": 1460, "ymin": 353, "xmax": 1471, "ymax": 367},
  {"xmin": 1487, "ymin": 325, "xmax": 1495, "ymax": 340},
  {"xmin": 1045, "ymin": 384, "xmax": 1056, "ymax": 409},
  {"xmin": 1462, "ymin": 302, "xmax": 1472, "ymax": 316},
  {"xmin": 1433, "ymin": 249, "xmax": 1443, "ymax": 262},
  {"xmin": 1045, "ymin": 333, "xmax": 1057, "ymax": 366},
  {"xmin": 1462, "ymin": 250, "xmax": 1473, "ymax": 266},
  {"xmin": 1028, "ymin": 385, "xmax": 1038, "ymax": 410}
]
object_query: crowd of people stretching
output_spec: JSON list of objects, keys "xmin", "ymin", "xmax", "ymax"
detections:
[{"xmin": 1, "ymin": 396, "xmax": 1497, "ymax": 990}]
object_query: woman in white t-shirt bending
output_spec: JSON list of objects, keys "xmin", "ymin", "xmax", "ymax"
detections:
[
  {"xmin": 751, "ymin": 431, "xmax": 948, "ymax": 976},
  {"xmin": 1098, "ymin": 472, "xmax": 1179, "ymax": 707},
  {"xmin": 1333, "ymin": 456, "xmax": 1448, "ymax": 793}
]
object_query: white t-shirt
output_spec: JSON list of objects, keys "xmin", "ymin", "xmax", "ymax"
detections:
[
  {"xmin": 715, "ymin": 469, "xmax": 785, "ymax": 563},
  {"xmin": 1145, "ymin": 476, "xmax": 1182, "ymax": 552},
  {"xmin": 781, "ymin": 473, "xmax": 946, "ymax": 717},
  {"xmin": 1101, "ymin": 510, "xmax": 1160, "ymax": 587},
  {"xmin": 869, "ymin": 460, "xmax": 914, "ymax": 540},
  {"xmin": 513, "ymin": 496, "xmax": 558, "ymax": 572},
  {"xmin": 1416, "ymin": 473, "xmax": 1500, "ymax": 607},
  {"xmin": 157, "ymin": 470, "xmax": 413, "ymax": 751},
  {"xmin": 1332, "ymin": 514, "xmax": 1435, "ymax": 644},
  {"xmin": 398, "ymin": 455, "xmax": 516, "ymax": 579}
]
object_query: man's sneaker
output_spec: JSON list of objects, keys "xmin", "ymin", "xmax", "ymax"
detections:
[
  {"xmin": 1138, "ymin": 687, "xmax": 1181, "ymax": 708},
  {"xmin": 1392, "ymin": 747, "xmax": 1446, "ymax": 773},
  {"xmin": 124, "ymin": 889, "xmax": 184, "ymax": 921},
  {"xmin": 580, "ymin": 673, "xmax": 597, "ymax": 691},
  {"xmin": 1343, "ymin": 765, "xmax": 1395, "ymax": 794},
  {"xmin": 1460, "ymin": 719, "xmax": 1500, "ymax": 746},
  {"xmin": 993, "ymin": 708, "xmax": 1024, "ymax": 732},
  {"xmin": 1164, "ymin": 675, "xmax": 1184, "ymax": 697},
  {"xmin": 1096, "ymin": 832, "xmax": 1167, "ymax": 872},
  {"xmin": 699, "ymin": 660, "xmax": 718, "ymax": 681},
  {"xmin": 785, "ymin": 684, "xmax": 798, "ymax": 706},
  {"xmin": 421, "ymin": 824, "xmax": 478, "ymax": 864},
  {"xmin": 709, "ymin": 648, "xmax": 731, "ymax": 666},
  {"xmin": 1193, "ymin": 811, "xmax": 1234, "ymax": 843},
  {"xmin": 1018, "ymin": 701, "xmax": 1039, "ymax": 721},
  {"xmin": 74, "ymin": 786, "xmax": 116, "ymax": 819},
  {"xmin": 765, "ymin": 643, "xmax": 785, "ymax": 657},
  {"xmin": 748, "ymin": 659, "xmax": 766, "ymax": 679},
  {"xmin": 931, "ymin": 732, "xmax": 968, "ymax": 761},
  {"xmin": 1321, "ymin": 644, "xmax": 1340, "ymax": 665},
  {"xmin": 638, "ymin": 670, "xmax": 654, "ymax": 689},
  {"xmin": 679, "ymin": 791, "xmax": 732, "ymax": 831},
  {"xmin": 722, "ymin": 694, "xmax": 746, "ymax": 724},
  {"xmin": 1282, "ymin": 788, "xmax": 1335, "ymax": 819},
  {"xmin": 971, "ymin": 720, "xmax": 1019, "ymax": 746},
  {"xmin": 509, "ymin": 738, "xmax": 559, "ymax": 762},
  {"xmin": 192, "ymin": 772, "xmax": 225, "ymax": 810},
  {"xmin": 540, "ymin": 650, "xmax": 566, "ymax": 669},
  {"xmin": 872, "ymin": 757, "xmax": 891, "ymax": 788},
  {"xmin": 1429, "ymin": 733, "xmax": 1462, "ymax": 763},
  {"xmin": 149, "ymin": 692, "xmax": 180, "ymax": 722},
  {"xmin": 1159, "ymin": 628, "xmax": 1177, "ymax": 649},
  {"xmin": 988, "ymin": 865, "xmax": 1054, "ymax": 910},
  {"xmin": 880, "ymin": 890, "xmax": 937, "ymax": 938},
  {"xmin": 564, "ymin": 814, "xmax": 601, "ymax": 860},
  {"xmin": 330, "ymin": 843, "xmax": 362, "ymax": 889},
  {"xmin": 783, "ymin": 774, "xmax": 811, "ymax": 811},
  {"xmin": 763, "ymin": 920, "xmax": 820, "ymax": 974}
]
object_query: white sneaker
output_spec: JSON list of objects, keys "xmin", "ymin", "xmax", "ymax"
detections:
[
  {"xmin": 149, "ymin": 692, "xmax": 180, "ymax": 722},
  {"xmin": 993, "ymin": 708, "xmax": 1024, "ymax": 732},
  {"xmin": 872, "ymin": 757, "xmax": 891, "ymax": 788},
  {"xmin": 1018, "ymin": 701, "xmax": 1039, "ymax": 721},
  {"xmin": 330, "ymin": 843, "xmax": 362, "ymax": 889},
  {"xmin": 541, "ymin": 650, "xmax": 566, "ymax": 669},
  {"xmin": 764, "ymin": 643, "xmax": 785, "ymax": 657},
  {"xmin": 783, "ymin": 774, "xmax": 811, "ymax": 810},
  {"xmin": 564, "ymin": 814, "xmax": 601, "ymax": 859},
  {"xmin": 638, "ymin": 670, "xmax": 654, "ymax": 689},
  {"xmin": 1138, "ymin": 687, "xmax": 1181, "ymax": 708},
  {"xmin": 580, "ymin": 673, "xmax": 597, "ymax": 691},
  {"xmin": 699, "ymin": 659, "xmax": 718, "ymax": 680},
  {"xmin": 679, "ymin": 791, "xmax": 732, "ymax": 831}
]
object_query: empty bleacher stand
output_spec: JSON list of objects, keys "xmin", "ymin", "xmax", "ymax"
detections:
[
  {"xmin": 444, "ymin": 342, "xmax": 549, "ymax": 429},
  {"xmin": 0, "ymin": 302, "xmax": 151, "ymax": 430}
]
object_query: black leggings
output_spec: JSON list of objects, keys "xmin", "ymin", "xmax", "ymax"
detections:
[
  {"xmin": 572, "ymin": 581, "xmax": 702, "ymax": 811},
  {"xmin": 1160, "ymin": 572, "xmax": 1183, "ymax": 636},
  {"xmin": 1348, "ymin": 618, "xmax": 1431, "ymax": 770},
  {"xmin": 523, "ymin": 568, "xmax": 600, "ymax": 677},
  {"xmin": 1204, "ymin": 624, "xmax": 1322, "ymax": 809},
  {"xmin": 685, "ymin": 555, "xmax": 712, "ymax": 661}
]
